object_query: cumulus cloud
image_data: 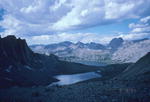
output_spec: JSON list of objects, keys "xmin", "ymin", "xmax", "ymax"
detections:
[
  {"xmin": 25, "ymin": 32, "xmax": 149, "ymax": 45},
  {"xmin": 123, "ymin": 16, "xmax": 150, "ymax": 40},
  {"xmin": 118, "ymin": 33, "xmax": 150, "ymax": 40},
  {"xmin": 25, "ymin": 33, "xmax": 114, "ymax": 45},
  {"xmin": 0, "ymin": 0, "xmax": 150, "ymax": 36},
  {"xmin": 30, "ymin": 16, "xmax": 150, "ymax": 45},
  {"xmin": 129, "ymin": 16, "xmax": 150, "ymax": 33}
]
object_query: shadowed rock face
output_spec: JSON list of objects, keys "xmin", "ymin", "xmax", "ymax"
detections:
[
  {"xmin": 0, "ymin": 35, "xmax": 100, "ymax": 88},
  {"xmin": 0, "ymin": 35, "xmax": 34, "ymax": 66},
  {"xmin": 0, "ymin": 35, "xmax": 59, "ymax": 87},
  {"xmin": 0, "ymin": 35, "xmax": 59, "ymax": 68}
]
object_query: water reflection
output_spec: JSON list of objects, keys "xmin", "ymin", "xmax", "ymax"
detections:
[{"xmin": 50, "ymin": 72, "xmax": 101, "ymax": 86}]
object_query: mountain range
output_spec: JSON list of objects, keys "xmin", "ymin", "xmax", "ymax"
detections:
[
  {"xmin": 0, "ymin": 35, "xmax": 101, "ymax": 88},
  {"xmin": 30, "ymin": 37, "xmax": 150, "ymax": 65}
]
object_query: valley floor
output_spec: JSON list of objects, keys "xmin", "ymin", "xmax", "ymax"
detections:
[{"xmin": 0, "ymin": 79, "xmax": 150, "ymax": 102}]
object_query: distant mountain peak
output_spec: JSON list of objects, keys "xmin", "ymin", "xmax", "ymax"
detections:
[
  {"xmin": 76, "ymin": 41, "xmax": 84, "ymax": 45},
  {"xmin": 59, "ymin": 41, "xmax": 73, "ymax": 46},
  {"xmin": 109, "ymin": 37, "xmax": 124, "ymax": 51},
  {"xmin": 61, "ymin": 41, "xmax": 72, "ymax": 44},
  {"xmin": 111, "ymin": 37, "xmax": 123, "ymax": 41}
]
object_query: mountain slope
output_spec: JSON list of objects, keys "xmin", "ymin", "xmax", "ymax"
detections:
[{"xmin": 116, "ymin": 52, "xmax": 150, "ymax": 81}]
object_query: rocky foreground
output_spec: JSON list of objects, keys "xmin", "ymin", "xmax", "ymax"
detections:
[{"xmin": 0, "ymin": 78, "xmax": 150, "ymax": 102}]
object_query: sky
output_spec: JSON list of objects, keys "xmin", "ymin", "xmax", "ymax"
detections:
[{"xmin": 0, "ymin": 0, "xmax": 150, "ymax": 45}]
